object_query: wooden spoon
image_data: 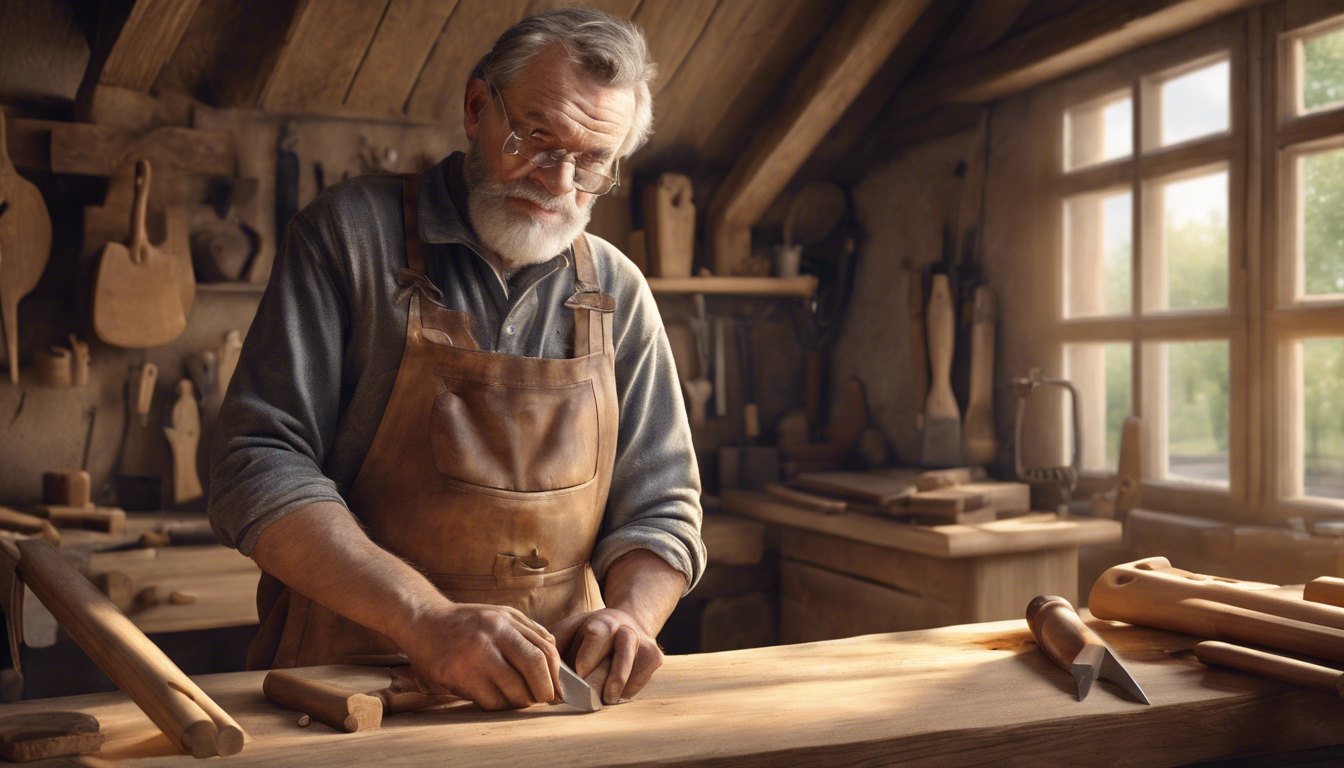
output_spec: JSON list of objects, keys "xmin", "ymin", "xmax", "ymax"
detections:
[{"xmin": 0, "ymin": 112, "xmax": 53, "ymax": 384}]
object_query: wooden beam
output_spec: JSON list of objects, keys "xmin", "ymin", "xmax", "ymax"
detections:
[
  {"xmin": 342, "ymin": 0, "xmax": 460, "ymax": 118},
  {"xmin": 887, "ymin": 0, "xmax": 1272, "ymax": 126},
  {"xmin": 798, "ymin": 0, "xmax": 970, "ymax": 182},
  {"xmin": 707, "ymin": 0, "xmax": 933, "ymax": 276},
  {"xmin": 403, "ymin": 0, "xmax": 532, "ymax": 126},
  {"xmin": 98, "ymin": 0, "xmax": 205, "ymax": 91},
  {"xmin": 932, "ymin": 0, "xmax": 1036, "ymax": 64},
  {"xmin": 259, "ymin": 0, "xmax": 391, "ymax": 113}
]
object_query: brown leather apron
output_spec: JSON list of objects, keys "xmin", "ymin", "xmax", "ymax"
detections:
[{"xmin": 250, "ymin": 174, "xmax": 618, "ymax": 669}]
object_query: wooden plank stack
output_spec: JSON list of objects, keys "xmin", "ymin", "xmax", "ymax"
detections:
[{"xmin": 768, "ymin": 466, "xmax": 1030, "ymax": 524}]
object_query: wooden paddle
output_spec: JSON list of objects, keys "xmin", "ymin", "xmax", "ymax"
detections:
[
  {"xmin": 0, "ymin": 112, "xmax": 53, "ymax": 384},
  {"xmin": 92, "ymin": 158, "xmax": 195, "ymax": 349}
]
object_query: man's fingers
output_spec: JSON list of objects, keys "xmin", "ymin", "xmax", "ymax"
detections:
[
  {"xmin": 622, "ymin": 640, "xmax": 663, "ymax": 699},
  {"xmin": 462, "ymin": 679, "xmax": 510, "ymax": 712},
  {"xmin": 488, "ymin": 651, "xmax": 541, "ymax": 710},
  {"xmin": 603, "ymin": 625, "xmax": 639, "ymax": 704},
  {"xmin": 506, "ymin": 624, "xmax": 560, "ymax": 704},
  {"xmin": 573, "ymin": 619, "xmax": 617, "ymax": 678}
]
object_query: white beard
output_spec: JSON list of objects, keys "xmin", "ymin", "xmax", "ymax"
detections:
[{"xmin": 465, "ymin": 140, "xmax": 593, "ymax": 271}]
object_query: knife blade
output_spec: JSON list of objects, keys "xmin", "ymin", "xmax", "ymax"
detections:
[
  {"xmin": 558, "ymin": 661, "xmax": 602, "ymax": 712},
  {"xmin": 1026, "ymin": 594, "xmax": 1150, "ymax": 704}
]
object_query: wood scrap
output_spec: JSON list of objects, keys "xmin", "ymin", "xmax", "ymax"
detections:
[
  {"xmin": 788, "ymin": 471, "xmax": 917, "ymax": 507},
  {"xmin": 1305, "ymin": 577, "xmax": 1344, "ymax": 609},
  {"xmin": 0, "ymin": 508, "xmax": 60, "ymax": 546},
  {"xmin": 0, "ymin": 711, "xmax": 103, "ymax": 762},
  {"xmin": 29, "ymin": 505, "xmax": 126, "ymax": 534},
  {"xmin": 764, "ymin": 483, "xmax": 847, "ymax": 515},
  {"xmin": 910, "ymin": 466, "xmax": 988, "ymax": 491}
]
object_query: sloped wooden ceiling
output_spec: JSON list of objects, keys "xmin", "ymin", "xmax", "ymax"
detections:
[{"xmin": 141, "ymin": 0, "xmax": 850, "ymax": 177}]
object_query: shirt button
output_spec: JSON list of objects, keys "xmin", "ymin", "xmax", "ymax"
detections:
[{"xmin": 506, "ymin": 325, "xmax": 516, "ymax": 335}]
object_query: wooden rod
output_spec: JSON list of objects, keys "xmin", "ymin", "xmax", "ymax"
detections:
[
  {"xmin": 1194, "ymin": 640, "xmax": 1344, "ymax": 695},
  {"xmin": 263, "ymin": 671, "xmax": 383, "ymax": 733},
  {"xmin": 13, "ymin": 539, "xmax": 245, "ymax": 757}
]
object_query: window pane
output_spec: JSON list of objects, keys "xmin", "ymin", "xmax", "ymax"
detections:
[
  {"xmin": 1302, "ymin": 24, "xmax": 1344, "ymax": 114},
  {"xmin": 1165, "ymin": 340, "xmax": 1229, "ymax": 484},
  {"xmin": 1153, "ymin": 171, "xmax": 1228, "ymax": 311},
  {"xmin": 1300, "ymin": 146, "xmax": 1344, "ymax": 296},
  {"xmin": 1303, "ymin": 338, "xmax": 1344, "ymax": 500},
  {"xmin": 1160, "ymin": 60, "xmax": 1230, "ymax": 146},
  {"xmin": 1064, "ymin": 191, "xmax": 1131, "ymax": 318},
  {"xmin": 1065, "ymin": 343, "xmax": 1132, "ymax": 471},
  {"xmin": 1065, "ymin": 93, "xmax": 1132, "ymax": 171}
]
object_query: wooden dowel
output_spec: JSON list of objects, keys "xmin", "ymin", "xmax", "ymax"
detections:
[
  {"xmin": 1194, "ymin": 640, "xmax": 1344, "ymax": 695},
  {"xmin": 12, "ymin": 539, "xmax": 246, "ymax": 757},
  {"xmin": 263, "ymin": 671, "xmax": 383, "ymax": 733}
]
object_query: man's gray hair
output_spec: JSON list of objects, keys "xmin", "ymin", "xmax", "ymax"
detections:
[{"xmin": 471, "ymin": 8, "xmax": 657, "ymax": 158}]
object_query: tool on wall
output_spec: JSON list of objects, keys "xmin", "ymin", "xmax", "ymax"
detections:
[
  {"xmin": 907, "ymin": 263, "xmax": 927, "ymax": 433},
  {"xmin": 962, "ymin": 286, "xmax": 997, "ymax": 465},
  {"xmin": 0, "ymin": 112, "xmax": 53, "ymax": 385},
  {"xmin": 1026, "ymin": 595, "xmax": 1150, "ymax": 704},
  {"xmin": 1013, "ymin": 368, "xmax": 1082, "ymax": 515},
  {"xmin": 33, "ymin": 336, "xmax": 91, "ymax": 388},
  {"xmin": 164, "ymin": 380, "xmax": 204, "ymax": 506},
  {"xmin": 92, "ymin": 159, "xmax": 195, "ymax": 349},
  {"xmin": 921, "ymin": 274, "xmax": 961, "ymax": 467},
  {"xmin": 0, "ymin": 537, "xmax": 247, "ymax": 757},
  {"xmin": 645, "ymin": 173, "xmax": 695, "ymax": 278},
  {"xmin": 1087, "ymin": 416, "xmax": 1142, "ymax": 519}
]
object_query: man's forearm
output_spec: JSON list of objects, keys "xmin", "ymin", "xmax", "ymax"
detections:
[
  {"xmin": 248, "ymin": 502, "xmax": 450, "ymax": 650},
  {"xmin": 601, "ymin": 548, "xmax": 687, "ymax": 636}
]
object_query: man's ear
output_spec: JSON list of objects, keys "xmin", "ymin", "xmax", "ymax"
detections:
[{"xmin": 464, "ymin": 78, "xmax": 490, "ymax": 142}]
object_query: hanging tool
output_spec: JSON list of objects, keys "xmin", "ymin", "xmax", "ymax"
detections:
[
  {"xmin": 1013, "ymin": 368, "xmax": 1082, "ymax": 515},
  {"xmin": 0, "ymin": 112, "xmax": 53, "ymax": 385},
  {"xmin": 164, "ymin": 380, "xmax": 203, "ymax": 505},
  {"xmin": 1026, "ymin": 595, "xmax": 1150, "ymax": 704},
  {"xmin": 921, "ymin": 274, "xmax": 961, "ymax": 467},
  {"xmin": 1088, "ymin": 416, "xmax": 1141, "ymax": 519},
  {"xmin": 961, "ymin": 286, "xmax": 997, "ymax": 465},
  {"xmin": 906, "ymin": 263, "xmax": 927, "ymax": 433}
]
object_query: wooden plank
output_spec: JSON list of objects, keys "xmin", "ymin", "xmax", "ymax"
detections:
[
  {"xmin": 48, "ymin": 123, "xmax": 236, "ymax": 178},
  {"xmin": 404, "ymin": 0, "xmax": 532, "ymax": 126},
  {"xmin": 5, "ymin": 618, "xmax": 1344, "ymax": 765},
  {"xmin": 153, "ymin": 0, "xmax": 303, "ymax": 108},
  {"xmin": 723, "ymin": 489, "xmax": 1122, "ymax": 558},
  {"xmin": 631, "ymin": 0, "xmax": 719, "ymax": 99},
  {"xmin": 932, "ymin": 0, "xmax": 1036, "ymax": 64},
  {"xmin": 707, "ymin": 0, "xmax": 933, "ymax": 275},
  {"xmin": 259, "ymin": 0, "xmax": 391, "ymax": 113},
  {"xmin": 343, "ymin": 0, "xmax": 461, "ymax": 117},
  {"xmin": 98, "ymin": 0, "xmax": 205, "ymax": 91},
  {"xmin": 885, "ymin": 0, "xmax": 1271, "ymax": 127},
  {"xmin": 644, "ymin": 275, "xmax": 817, "ymax": 297}
]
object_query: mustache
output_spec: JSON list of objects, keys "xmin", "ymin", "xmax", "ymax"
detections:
[{"xmin": 496, "ymin": 178, "xmax": 578, "ymax": 215}]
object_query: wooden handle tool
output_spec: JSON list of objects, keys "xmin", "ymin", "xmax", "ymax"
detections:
[
  {"xmin": 962, "ymin": 286, "xmax": 997, "ymax": 465},
  {"xmin": 1026, "ymin": 595, "xmax": 1150, "ymax": 704},
  {"xmin": 921, "ymin": 274, "xmax": 961, "ymax": 467},
  {"xmin": 3, "ymin": 538, "xmax": 245, "ymax": 757},
  {"xmin": 164, "ymin": 380, "xmax": 203, "ymax": 505},
  {"xmin": 1194, "ymin": 640, "xmax": 1344, "ymax": 696},
  {"xmin": 907, "ymin": 267, "xmax": 927, "ymax": 432}
]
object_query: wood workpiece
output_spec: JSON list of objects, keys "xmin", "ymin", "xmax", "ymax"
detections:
[{"xmin": 4, "ymin": 618, "xmax": 1344, "ymax": 766}]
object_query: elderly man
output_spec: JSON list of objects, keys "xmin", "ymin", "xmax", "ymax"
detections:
[{"xmin": 208, "ymin": 8, "xmax": 704, "ymax": 711}]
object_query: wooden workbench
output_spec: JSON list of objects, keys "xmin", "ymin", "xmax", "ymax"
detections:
[
  {"xmin": 4, "ymin": 615, "xmax": 1343, "ymax": 766},
  {"xmin": 722, "ymin": 489, "xmax": 1123, "ymax": 642}
]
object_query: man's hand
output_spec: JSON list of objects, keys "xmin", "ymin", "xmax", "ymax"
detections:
[
  {"xmin": 398, "ymin": 602, "xmax": 563, "ymax": 711},
  {"xmin": 550, "ymin": 608, "xmax": 662, "ymax": 704}
]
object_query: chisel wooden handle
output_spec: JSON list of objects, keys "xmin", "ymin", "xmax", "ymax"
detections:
[
  {"xmin": 924, "ymin": 274, "xmax": 956, "ymax": 421},
  {"xmin": 263, "ymin": 671, "xmax": 383, "ymax": 733},
  {"xmin": 1026, "ymin": 595, "xmax": 1104, "ymax": 671},
  {"xmin": 1194, "ymin": 640, "xmax": 1344, "ymax": 696}
]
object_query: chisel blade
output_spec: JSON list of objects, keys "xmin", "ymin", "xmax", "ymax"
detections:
[
  {"xmin": 1099, "ymin": 649, "xmax": 1151, "ymax": 705},
  {"xmin": 558, "ymin": 662, "xmax": 601, "ymax": 712}
]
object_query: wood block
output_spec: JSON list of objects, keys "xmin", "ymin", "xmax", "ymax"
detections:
[
  {"xmin": 958, "ymin": 481, "xmax": 1031, "ymax": 513},
  {"xmin": 911, "ymin": 466, "xmax": 988, "ymax": 491},
  {"xmin": 789, "ymin": 471, "xmax": 916, "ymax": 506},
  {"xmin": 764, "ymin": 483, "xmax": 847, "ymax": 514},
  {"xmin": 0, "ymin": 712, "xmax": 103, "ymax": 762},
  {"xmin": 30, "ymin": 505, "xmax": 126, "ymax": 534},
  {"xmin": 1305, "ymin": 577, "xmax": 1344, "ymax": 609},
  {"xmin": 900, "ymin": 488, "xmax": 985, "ymax": 518},
  {"xmin": 882, "ymin": 506, "xmax": 997, "ymax": 526},
  {"xmin": 702, "ymin": 515, "xmax": 766, "ymax": 567},
  {"xmin": 41, "ymin": 471, "xmax": 92, "ymax": 508},
  {"xmin": 0, "ymin": 507, "xmax": 60, "ymax": 545},
  {"xmin": 700, "ymin": 592, "xmax": 775, "ymax": 652}
]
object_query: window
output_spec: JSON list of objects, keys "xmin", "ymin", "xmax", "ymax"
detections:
[
  {"xmin": 1048, "ymin": 6, "xmax": 1344, "ymax": 521},
  {"xmin": 1057, "ymin": 33, "xmax": 1240, "ymax": 496}
]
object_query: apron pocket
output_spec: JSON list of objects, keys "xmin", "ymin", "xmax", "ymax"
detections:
[{"xmin": 431, "ymin": 376, "xmax": 600, "ymax": 492}]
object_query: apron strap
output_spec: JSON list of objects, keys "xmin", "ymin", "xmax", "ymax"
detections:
[{"xmin": 566, "ymin": 234, "xmax": 615, "ymax": 357}]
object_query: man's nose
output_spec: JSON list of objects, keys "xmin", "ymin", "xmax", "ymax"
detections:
[{"xmin": 529, "ymin": 159, "xmax": 576, "ymax": 197}]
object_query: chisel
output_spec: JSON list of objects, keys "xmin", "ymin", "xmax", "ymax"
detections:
[{"xmin": 1026, "ymin": 595, "xmax": 1150, "ymax": 704}]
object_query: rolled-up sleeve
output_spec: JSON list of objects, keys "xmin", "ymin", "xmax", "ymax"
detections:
[
  {"xmin": 589, "ymin": 250, "xmax": 706, "ymax": 594},
  {"xmin": 208, "ymin": 216, "xmax": 353, "ymax": 555}
]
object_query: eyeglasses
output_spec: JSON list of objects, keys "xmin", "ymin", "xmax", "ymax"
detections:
[{"xmin": 489, "ymin": 83, "xmax": 621, "ymax": 196}]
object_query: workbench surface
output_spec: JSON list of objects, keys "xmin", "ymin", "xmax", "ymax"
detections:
[{"xmin": 6, "ymin": 614, "xmax": 1343, "ymax": 766}]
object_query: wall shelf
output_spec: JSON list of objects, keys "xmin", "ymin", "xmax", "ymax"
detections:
[{"xmin": 644, "ymin": 275, "xmax": 818, "ymax": 299}]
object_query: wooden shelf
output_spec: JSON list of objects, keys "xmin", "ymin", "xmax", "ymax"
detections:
[{"xmin": 644, "ymin": 275, "xmax": 818, "ymax": 298}]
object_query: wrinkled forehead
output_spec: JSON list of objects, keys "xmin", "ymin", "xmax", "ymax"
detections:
[{"xmin": 499, "ymin": 47, "xmax": 635, "ymax": 157}]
